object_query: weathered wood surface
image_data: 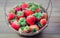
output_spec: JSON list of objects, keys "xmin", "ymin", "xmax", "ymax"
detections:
[{"xmin": 0, "ymin": 0, "xmax": 60, "ymax": 38}]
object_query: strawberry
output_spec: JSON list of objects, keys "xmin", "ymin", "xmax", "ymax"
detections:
[
  {"xmin": 26, "ymin": 15, "xmax": 36, "ymax": 25},
  {"xmin": 11, "ymin": 21, "xmax": 20, "ymax": 31},
  {"xmin": 29, "ymin": 4, "xmax": 40, "ymax": 11},
  {"xmin": 35, "ymin": 8, "xmax": 41, "ymax": 12},
  {"xmin": 28, "ymin": 2, "xmax": 33, "ymax": 8},
  {"xmin": 21, "ymin": 3, "xmax": 28, "ymax": 9},
  {"xmin": 33, "ymin": 13, "xmax": 43, "ymax": 21},
  {"xmin": 19, "ymin": 26, "xmax": 30, "ymax": 33},
  {"xmin": 17, "ymin": 11, "xmax": 24, "ymax": 19},
  {"xmin": 18, "ymin": 18, "xmax": 26, "ymax": 26},
  {"xmin": 14, "ymin": 6, "xmax": 22, "ymax": 11},
  {"xmin": 8, "ymin": 13, "xmax": 15, "ymax": 20},
  {"xmin": 29, "ymin": 25, "xmax": 39, "ymax": 32},
  {"xmin": 42, "ymin": 13, "xmax": 48, "ymax": 19},
  {"xmin": 19, "ymin": 27, "xmax": 25, "ymax": 33},
  {"xmin": 23, "ymin": 26, "xmax": 30, "ymax": 33},
  {"xmin": 10, "ymin": 9, "xmax": 15, "ymax": 14},
  {"xmin": 24, "ymin": 10, "xmax": 34, "ymax": 17},
  {"xmin": 40, "ymin": 19, "xmax": 47, "ymax": 26}
]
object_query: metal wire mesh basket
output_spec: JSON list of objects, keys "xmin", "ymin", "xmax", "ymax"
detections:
[{"xmin": 4, "ymin": 0, "xmax": 52, "ymax": 36}]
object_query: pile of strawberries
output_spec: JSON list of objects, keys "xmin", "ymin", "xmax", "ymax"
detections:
[{"xmin": 7, "ymin": 2, "xmax": 48, "ymax": 33}]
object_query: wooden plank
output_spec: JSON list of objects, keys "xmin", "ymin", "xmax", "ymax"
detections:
[
  {"xmin": 43, "ymin": 23, "xmax": 60, "ymax": 34},
  {"xmin": 0, "ymin": 7, "xmax": 5, "ymax": 21},
  {"xmin": 49, "ymin": 16, "xmax": 60, "ymax": 23},
  {"xmin": 0, "ymin": 0, "xmax": 60, "ymax": 38},
  {"xmin": 0, "ymin": 34, "xmax": 60, "ymax": 38},
  {"xmin": 0, "ymin": 0, "xmax": 5, "ymax": 7}
]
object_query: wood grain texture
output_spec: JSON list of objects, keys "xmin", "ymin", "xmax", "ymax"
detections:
[{"xmin": 0, "ymin": 0, "xmax": 60, "ymax": 38}]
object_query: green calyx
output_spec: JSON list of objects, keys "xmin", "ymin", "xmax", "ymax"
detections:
[
  {"xmin": 18, "ymin": 18, "xmax": 26, "ymax": 26},
  {"xmin": 24, "ymin": 26, "xmax": 29, "ymax": 31},
  {"xmin": 10, "ymin": 17, "xmax": 16, "ymax": 22},
  {"xmin": 28, "ymin": 2, "xmax": 34, "ymax": 8},
  {"xmin": 17, "ymin": 11, "xmax": 23, "ymax": 16},
  {"xmin": 28, "ymin": 2, "xmax": 40, "ymax": 11},
  {"xmin": 20, "ymin": 27, "xmax": 25, "ymax": 30},
  {"xmin": 31, "ymin": 28, "xmax": 37, "ymax": 32},
  {"xmin": 33, "ymin": 13, "xmax": 43, "ymax": 19},
  {"xmin": 10, "ymin": 9, "xmax": 15, "ymax": 14},
  {"xmin": 38, "ymin": 22, "xmax": 42, "ymax": 27},
  {"xmin": 24, "ymin": 26, "xmax": 29, "ymax": 32}
]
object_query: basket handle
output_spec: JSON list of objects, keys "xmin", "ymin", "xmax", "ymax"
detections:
[
  {"xmin": 4, "ymin": 0, "xmax": 9, "ymax": 26},
  {"xmin": 46, "ymin": 0, "xmax": 52, "ymax": 24},
  {"xmin": 4, "ymin": 0, "xmax": 8, "ymax": 17}
]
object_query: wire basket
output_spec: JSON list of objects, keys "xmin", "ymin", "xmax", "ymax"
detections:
[{"xmin": 4, "ymin": 0, "xmax": 52, "ymax": 36}]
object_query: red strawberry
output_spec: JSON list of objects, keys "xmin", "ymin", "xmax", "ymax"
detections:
[
  {"xmin": 26, "ymin": 15, "xmax": 36, "ymax": 25},
  {"xmin": 40, "ymin": 19, "xmax": 47, "ymax": 26},
  {"xmin": 35, "ymin": 8, "xmax": 41, "ymax": 12},
  {"xmin": 11, "ymin": 21, "xmax": 20, "ymax": 31},
  {"xmin": 14, "ymin": 6, "xmax": 22, "ymax": 11},
  {"xmin": 21, "ymin": 3, "xmax": 28, "ymax": 9},
  {"xmin": 29, "ymin": 25, "xmax": 39, "ymax": 32},
  {"xmin": 8, "ymin": 13, "xmax": 15, "ymax": 20},
  {"xmin": 24, "ymin": 10, "xmax": 34, "ymax": 16},
  {"xmin": 42, "ymin": 13, "xmax": 48, "ymax": 19},
  {"xmin": 18, "ymin": 16, "xmax": 24, "ymax": 19}
]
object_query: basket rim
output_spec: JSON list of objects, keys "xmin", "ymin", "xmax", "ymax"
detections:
[{"xmin": 9, "ymin": 23, "xmax": 48, "ymax": 36}]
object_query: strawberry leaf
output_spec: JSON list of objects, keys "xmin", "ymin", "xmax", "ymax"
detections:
[
  {"xmin": 20, "ymin": 27, "xmax": 25, "ymax": 30},
  {"xmin": 24, "ymin": 26, "xmax": 29, "ymax": 31},
  {"xmin": 10, "ymin": 9, "xmax": 15, "ymax": 14},
  {"xmin": 17, "ymin": 11, "xmax": 23, "ymax": 16},
  {"xmin": 38, "ymin": 22, "xmax": 42, "ymax": 27},
  {"xmin": 28, "ymin": 3, "xmax": 40, "ymax": 11},
  {"xmin": 31, "ymin": 28, "xmax": 37, "ymax": 32},
  {"xmin": 33, "ymin": 13, "xmax": 43, "ymax": 19},
  {"xmin": 18, "ymin": 18, "xmax": 26, "ymax": 26}
]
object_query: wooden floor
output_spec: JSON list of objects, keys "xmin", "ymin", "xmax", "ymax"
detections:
[{"xmin": 0, "ymin": 0, "xmax": 60, "ymax": 38}]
